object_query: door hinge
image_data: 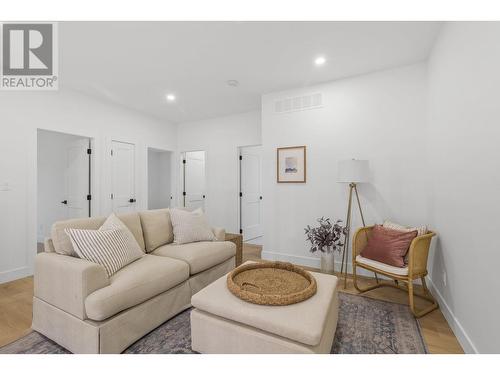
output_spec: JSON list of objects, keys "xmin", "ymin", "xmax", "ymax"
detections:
[
  {"xmin": 183, "ymin": 191, "xmax": 186, "ymax": 196},
  {"xmin": 239, "ymin": 155, "xmax": 242, "ymax": 161},
  {"xmin": 239, "ymin": 192, "xmax": 242, "ymax": 197},
  {"xmin": 182, "ymin": 159, "xmax": 186, "ymax": 164},
  {"xmin": 239, "ymin": 229, "xmax": 243, "ymax": 234},
  {"xmin": 87, "ymin": 148, "xmax": 92, "ymax": 155},
  {"xmin": 87, "ymin": 194, "xmax": 92, "ymax": 201},
  {"xmin": 110, "ymin": 149, "xmax": 114, "ymax": 156},
  {"xmin": 110, "ymin": 193, "xmax": 114, "ymax": 199}
]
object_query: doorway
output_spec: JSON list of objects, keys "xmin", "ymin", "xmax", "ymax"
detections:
[
  {"xmin": 110, "ymin": 140, "xmax": 136, "ymax": 214},
  {"xmin": 181, "ymin": 150, "xmax": 206, "ymax": 210},
  {"xmin": 148, "ymin": 148, "xmax": 172, "ymax": 209},
  {"xmin": 37, "ymin": 129, "xmax": 92, "ymax": 244},
  {"xmin": 239, "ymin": 145, "xmax": 263, "ymax": 244}
]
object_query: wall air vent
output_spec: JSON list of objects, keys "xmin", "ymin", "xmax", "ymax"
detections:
[{"xmin": 274, "ymin": 93, "xmax": 323, "ymax": 114}]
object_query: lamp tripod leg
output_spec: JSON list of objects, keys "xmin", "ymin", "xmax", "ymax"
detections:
[
  {"xmin": 353, "ymin": 184, "xmax": 378, "ymax": 282},
  {"xmin": 342, "ymin": 184, "xmax": 354, "ymax": 289}
]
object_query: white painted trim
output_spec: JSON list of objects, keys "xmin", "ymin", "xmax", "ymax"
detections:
[
  {"xmin": 261, "ymin": 250, "xmax": 380, "ymax": 278},
  {"xmin": 426, "ymin": 277, "xmax": 478, "ymax": 354},
  {"xmin": 0, "ymin": 266, "xmax": 32, "ymax": 284}
]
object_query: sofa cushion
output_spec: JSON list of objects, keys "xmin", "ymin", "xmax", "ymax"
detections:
[
  {"xmin": 139, "ymin": 209, "xmax": 174, "ymax": 253},
  {"xmin": 153, "ymin": 241, "xmax": 236, "ymax": 275},
  {"xmin": 170, "ymin": 208, "xmax": 216, "ymax": 244},
  {"xmin": 356, "ymin": 255, "xmax": 409, "ymax": 276},
  {"xmin": 85, "ymin": 254, "xmax": 189, "ymax": 321},
  {"xmin": 51, "ymin": 212, "xmax": 145, "ymax": 256}
]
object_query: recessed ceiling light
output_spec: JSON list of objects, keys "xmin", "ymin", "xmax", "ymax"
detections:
[
  {"xmin": 227, "ymin": 79, "xmax": 239, "ymax": 87},
  {"xmin": 166, "ymin": 94, "xmax": 176, "ymax": 102},
  {"xmin": 314, "ymin": 56, "xmax": 326, "ymax": 66}
]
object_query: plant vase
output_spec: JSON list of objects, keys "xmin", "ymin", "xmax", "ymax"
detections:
[{"xmin": 320, "ymin": 248, "xmax": 335, "ymax": 274}]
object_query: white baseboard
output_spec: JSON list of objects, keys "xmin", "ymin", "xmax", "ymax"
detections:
[
  {"xmin": 0, "ymin": 266, "xmax": 32, "ymax": 284},
  {"xmin": 426, "ymin": 277, "xmax": 478, "ymax": 353},
  {"xmin": 261, "ymin": 251, "xmax": 379, "ymax": 278}
]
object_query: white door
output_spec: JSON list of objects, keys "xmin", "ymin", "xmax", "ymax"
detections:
[
  {"xmin": 111, "ymin": 141, "xmax": 136, "ymax": 214},
  {"xmin": 240, "ymin": 146, "xmax": 263, "ymax": 241},
  {"xmin": 183, "ymin": 151, "xmax": 206, "ymax": 210},
  {"xmin": 64, "ymin": 138, "xmax": 90, "ymax": 218}
]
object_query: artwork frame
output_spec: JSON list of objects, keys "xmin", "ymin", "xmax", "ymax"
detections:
[{"xmin": 277, "ymin": 146, "xmax": 306, "ymax": 183}]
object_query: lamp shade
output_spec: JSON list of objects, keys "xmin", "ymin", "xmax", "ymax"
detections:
[{"xmin": 337, "ymin": 159, "xmax": 369, "ymax": 183}]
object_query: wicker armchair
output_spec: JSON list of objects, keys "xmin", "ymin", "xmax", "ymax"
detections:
[{"xmin": 352, "ymin": 226, "xmax": 438, "ymax": 318}]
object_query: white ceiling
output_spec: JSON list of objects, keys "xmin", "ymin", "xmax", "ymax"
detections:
[{"xmin": 60, "ymin": 22, "xmax": 442, "ymax": 124}]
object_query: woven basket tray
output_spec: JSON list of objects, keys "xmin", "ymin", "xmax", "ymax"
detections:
[{"xmin": 226, "ymin": 261, "xmax": 317, "ymax": 306}]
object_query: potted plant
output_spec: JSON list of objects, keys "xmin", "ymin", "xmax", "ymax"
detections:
[{"xmin": 305, "ymin": 217, "xmax": 346, "ymax": 274}]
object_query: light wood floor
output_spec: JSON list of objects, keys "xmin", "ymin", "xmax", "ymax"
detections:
[{"xmin": 0, "ymin": 243, "xmax": 463, "ymax": 353}]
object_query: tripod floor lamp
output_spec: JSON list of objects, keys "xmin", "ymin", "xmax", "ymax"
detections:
[{"xmin": 337, "ymin": 159, "xmax": 369, "ymax": 288}]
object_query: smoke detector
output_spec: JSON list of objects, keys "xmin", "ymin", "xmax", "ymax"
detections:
[{"xmin": 226, "ymin": 79, "xmax": 239, "ymax": 87}]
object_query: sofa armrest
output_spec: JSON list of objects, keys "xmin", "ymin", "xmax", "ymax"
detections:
[
  {"xmin": 212, "ymin": 227, "xmax": 226, "ymax": 241},
  {"xmin": 34, "ymin": 252, "xmax": 110, "ymax": 320}
]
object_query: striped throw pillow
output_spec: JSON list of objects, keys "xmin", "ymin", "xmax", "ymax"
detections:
[{"xmin": 65, "ymin": 215, "xmax": 144, "ymax": 277}]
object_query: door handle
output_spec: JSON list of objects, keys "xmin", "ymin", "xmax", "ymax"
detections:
[
  {"xmin": 129, "ymin": 198, "xmax": 136, "ymax": 203},
  {"xmin": 259, "ymin": 196, "xmax": 262, "ymax": 200},
  {"xmin": 203, "ymin": 195, "xmax": 206, "ymax": 199},
  {"xmin": 61, "ymin": 200, "xmax": 68, "ymax": 205}
]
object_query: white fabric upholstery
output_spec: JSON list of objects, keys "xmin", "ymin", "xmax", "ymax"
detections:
[
  {"xmin": 66, "ymin": 226, "xmax": 144, "ymax": 277},
  {"xmin": 191, "ymin": 264, "xmax": 338, "ymax": 346},
  {"xmin": 139, "ymin": 209, "xmax": 174, "ymax": 252},
  {"xmin": 34, "ymin": 252, "xmax": 110, "ymax": 320},
  {"xmin": 169, "ymin": 208, "xmax": 216, "ymax": 244},
  {"xmin": 85, "ymin": 255, "xmax": 189, "ymax": 321},
  {"xmin": 356, "ymin": 255, "xmax": 409, "ymax": 276},
  {"xmin": 191, "ymin": 292, "xmax": 338, "ymax": 354},
  {"xmin": 51, "ymin": 212, "xmax": 145, "ymax": 256},
  {"xmin": 212, "ymin": 227, "xmax": 226, "ymax": 241},
  {"xmin": 153, "ymin": 241, "xmax": 236, "ymax": 275}
]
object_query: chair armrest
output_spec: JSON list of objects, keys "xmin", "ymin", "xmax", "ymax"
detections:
[
  {"xmin": 407, "ymin": 231, "xmax": 436, "ymax": 277},
  {"xmin": 34, "ymin": 252, "xmax": 109, "ymax": 320},
  {"xmin": 212, "ymin": 227, "xmax": 226, "ymax": 241},
  {"xmin": 352, "ymin": 226, "xmax": 374, "ymax": 259}
]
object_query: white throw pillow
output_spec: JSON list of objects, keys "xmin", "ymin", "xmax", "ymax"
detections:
[
  {"xmin": 170, "ymin": 208, "xmax": 216, "ymax": 244},
  {"xmin": 65, "ymin": 214, "xmax": 144, "ymax": 277},
  {"xmin": 383, "ymin": 220, "xmax": 427, "ymax": 236}
]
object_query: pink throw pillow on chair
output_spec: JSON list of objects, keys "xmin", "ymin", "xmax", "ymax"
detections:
[{"xmin": 361, "ymin": 225, "xmax": 417, "ymax": 267}]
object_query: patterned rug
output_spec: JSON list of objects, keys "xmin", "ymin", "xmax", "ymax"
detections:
[{"xmin": 0, "ymin": 292, "xmax": 427, "ymax": 354}]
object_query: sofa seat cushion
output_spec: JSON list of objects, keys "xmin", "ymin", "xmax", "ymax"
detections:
[
  {"xmin": 85, "ymin": 254, "xmax": 189, "ymax": 321},
  {"xmin": 153, "ymin": 241, "xmax": 236, "ymax": 275},
  {"xmin": 356, "ymin": 255, "xmax": 409, "ymax": 276}
]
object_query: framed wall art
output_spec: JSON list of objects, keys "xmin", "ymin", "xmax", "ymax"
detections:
[{"xmin": 277, "ymin": 146, "xmax": 306, "ymax": 183}]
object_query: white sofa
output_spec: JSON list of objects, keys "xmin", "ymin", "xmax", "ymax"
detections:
[{"xmin": 33, "ymin": 209, "xmax": 236, "ymax": 354}]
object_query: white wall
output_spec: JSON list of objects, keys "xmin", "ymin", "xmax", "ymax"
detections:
[
  {"xmin": 0, "ymin": 89, "xmax": 177, "ymax": 283},
  {"xmin": 261, "ymin": 64, "xmax": 429, "ymax": 269},
  {"xmin": 37, "ymin": 130, "xmax": 89, "ymax": 242},
  {"xmin": 426, "ymin": 22, "xmax": 500, "ymax": 354},
  {"xmin": 177, "ymin": 111, "xmax": 261, "ymax": 232},
  {"xmin": 148, "ymin": 149, "xmax": 172, "ymax": 209}
]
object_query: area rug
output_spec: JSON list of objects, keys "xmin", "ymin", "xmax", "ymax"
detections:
[{"xmin": 0, "ymin": 292, "xmax": 427, "ymax": 354}]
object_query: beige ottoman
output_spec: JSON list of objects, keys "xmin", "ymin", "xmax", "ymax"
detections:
[{"xmin": 190, "ymin": 264, "xmax": 339, "ymax": 354}]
